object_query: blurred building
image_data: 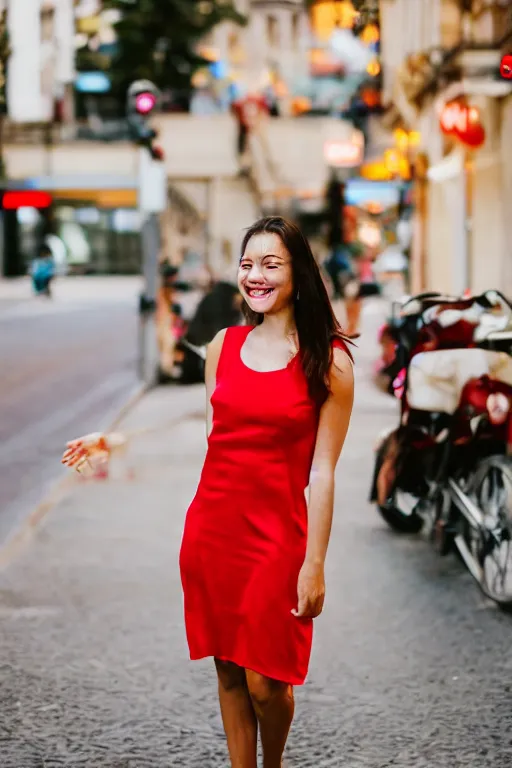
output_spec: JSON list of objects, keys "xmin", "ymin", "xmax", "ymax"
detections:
[
  {"xmin": 200, "ymin": 0, "xmax": 310, "ymax": 107},
  {"xmin": 379, "ymin": 0, "xmax": 512, "ymax": 296},
  {"xmin": 6, "ymin": 0, "xmax": 75, "ymax": 126}
]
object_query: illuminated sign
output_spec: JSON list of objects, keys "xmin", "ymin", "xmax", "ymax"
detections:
[
  {"xmin": 75, "ymin": 71, "xmax": 111, "ymax": 94},
  {"xmin": 2, "ymin": 191, "xmax": 53, "ymax": 209},
  {"xmin": 324, "ymin": 139, "xmax": 363, "ymax": 168}
]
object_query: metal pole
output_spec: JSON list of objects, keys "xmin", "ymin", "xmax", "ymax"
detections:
[
  {"xmin": 138, "ymin": 210, "xmax": 161, "ymax": 385},
  {"xmin": 137, "ymin": 146, "xmax": 165, "ymax": 387}
]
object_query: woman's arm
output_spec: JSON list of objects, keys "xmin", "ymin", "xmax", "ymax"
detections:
[
  {"xmin": 292, "ymin": 347, "xmax": 354, "ymax": 619},
  {"xmin": 205, "ymin": 328, "xmax": 227, "ymax": 439}
]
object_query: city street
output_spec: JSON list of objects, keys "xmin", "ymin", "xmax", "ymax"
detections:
[
  {"xmin": 1, "ymin": 302, "xmax": 511, "ymax": 768},
  {"xmin": 0, "ymin": 277, "xmax": 141, "ymax": 546}
]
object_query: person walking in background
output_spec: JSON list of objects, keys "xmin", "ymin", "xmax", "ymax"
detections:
[
  {"xmin": 232, "ymin": 90, "xmax": 269, "ymax": 160},
  {"xmin": 344, "ymin": 243, "xmax": 380, "ymax": 337},
  {"xmin": 61, "ymin": 216, "xmax": 355, "ymax": 768},
  {"xmin": 30, "ymin": 243, "xmax": 55, "ymax": 297}
]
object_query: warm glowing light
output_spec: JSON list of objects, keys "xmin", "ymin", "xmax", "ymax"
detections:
[
  {"xmin": 366, "ymin": 58, "xmax": 381, "ymax": 76},
  {"xmin": 359, "ymin": 220, "xmax": 382, "ymax": 247},
  {"xmin": 310, "ymin": 1, "xmax": 359, "ymax": 40},
  {"xmin": 360, "ymin": 161, "xmax": 393, "ymax": 181},
  {"xmin": 408, "ymin": 130, "xmax": 421, "ymax": 146},
  {"xmin": 360, "ymin": 23, "xmax": 380, "ymax": 45},
  {"xmin": 393, "ymin": 128, "xmax": 422, "ymax": 151}
]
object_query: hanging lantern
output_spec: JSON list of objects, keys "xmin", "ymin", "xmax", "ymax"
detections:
[
  {"xmin": 439, "ymin": 102, "xmax": 485, "ymax": 150},
  {"xmin": 459, "ymin": 106, "xmax": 485, "ymax": 148}
]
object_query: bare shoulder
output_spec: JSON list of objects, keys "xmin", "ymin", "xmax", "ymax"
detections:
[
  {"xmin": 207, "ymin": 328, "xmax": 229, "ymax": 355},
  {"xmin": 329, "ymin": 346, "xmax": 355, "ymax": 401}
]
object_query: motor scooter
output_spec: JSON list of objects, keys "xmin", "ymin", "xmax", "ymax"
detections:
[{"xmin": 370, "ymin": 290, "xmax": 512, "ymax": 610}]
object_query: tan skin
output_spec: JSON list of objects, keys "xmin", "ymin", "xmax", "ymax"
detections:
[{"xmin": 61, "ymin": 232, "xmax": 354, "ymax": 768}]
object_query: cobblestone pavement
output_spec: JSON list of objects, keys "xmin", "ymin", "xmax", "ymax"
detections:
[{"xmin": 1, "ymin": 303, "xmax": 512, "ymax": 767}]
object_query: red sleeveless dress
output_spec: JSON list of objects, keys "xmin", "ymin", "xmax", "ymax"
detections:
[{"xmin": 179, "ymin": 326, "xmax": 326, "ymax": 685}]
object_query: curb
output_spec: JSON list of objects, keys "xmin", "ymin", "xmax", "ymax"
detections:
[{"xmin": 0, "ymin": 381, "xmax": 148, "ymax": 572}]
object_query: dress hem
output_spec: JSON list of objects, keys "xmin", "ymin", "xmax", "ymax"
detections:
[{"xmin": 189, "ymin": 652, "xmax": 307, "ymax": 686}]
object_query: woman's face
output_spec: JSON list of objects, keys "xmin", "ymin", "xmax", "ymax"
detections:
[{"xmin": 238, "ymin": 233, "xmax": 294, "ymax": 315}]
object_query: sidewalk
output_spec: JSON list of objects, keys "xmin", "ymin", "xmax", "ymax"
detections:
[{"xmin": 0, "ymin": 300, "xmax": 398, "ymax": 767}]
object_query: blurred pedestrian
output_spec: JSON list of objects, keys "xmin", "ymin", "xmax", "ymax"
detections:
[
  {"xmin": 186, "ymin": 280, "xmax": 243, "ymax": 347},
  {"xmin": 30, "ymin": 243, "xmax": 55, "ymax": 297},
  {"xmin": 156, "ymin": 261, "xmax": 180, "ymax": 378},
  {"xmin": 344, "ymin": 244, "xmax": 380, "ymax": 336},
  {"xmin": 232, "ymin": 90, "xmax": 269, "ymax": 158},
  {"xmin": 180, "ymin": 216, "xmax": 354, "ymax": 767}
]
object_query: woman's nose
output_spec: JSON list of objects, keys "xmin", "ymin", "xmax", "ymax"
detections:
[{"xmin": 247, "ymin": 263, "xmax": 264, "ymax": 281}]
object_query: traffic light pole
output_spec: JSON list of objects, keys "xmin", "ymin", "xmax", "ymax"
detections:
[
  {"xmin": 138, "ymin": 210, "xmax": 161, "ymax": 385},
  {"xmin": 127, "ymin": 79, "xmax": 166, "ymax": 387}
]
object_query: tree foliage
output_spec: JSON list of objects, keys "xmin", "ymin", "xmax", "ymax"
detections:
[{"xmin": 101, "ymin": 0, "xmax": 247, "ymax": 96}]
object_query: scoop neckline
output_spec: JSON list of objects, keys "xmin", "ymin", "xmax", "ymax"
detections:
[{"xmin": 239, "ymin": 327, "xmax": 299, "ymax": 374}]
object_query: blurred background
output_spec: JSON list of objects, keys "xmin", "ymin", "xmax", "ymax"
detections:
[
  {"xmin": 0, "ymin": 0, "xmax": 511, "ymax": 534},
  {"xmin": 1, "ymin": 4, "xmax": 512, "ymax": 766}
]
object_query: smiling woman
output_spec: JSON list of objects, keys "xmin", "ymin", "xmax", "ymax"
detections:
[{"xmin": 179, "ymin": 216, "xmax": 355, "ymax": 767}]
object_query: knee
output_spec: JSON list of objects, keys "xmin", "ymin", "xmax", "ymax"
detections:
[
  {"xmin": 246, "ymin": 671, "xmax": 292, "ymax": 711},
  {"xmin": 214, "ymin": 658, "xmax": 246, "ymax": 692}
]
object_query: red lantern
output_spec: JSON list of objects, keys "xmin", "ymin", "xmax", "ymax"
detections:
[{"xmin": 439, "ymin": 102, "xmax": 485, "ymax": 150}]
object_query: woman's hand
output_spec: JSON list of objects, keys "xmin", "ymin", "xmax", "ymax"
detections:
[
  {"xmin": 61, "ymin": 433, "xmax": 110, "ymax": 473},
  {"xmin": 291, "ymin": 560, "xmax": 325, "ymax": 619}
]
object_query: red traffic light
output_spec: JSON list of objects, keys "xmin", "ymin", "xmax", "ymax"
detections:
[{"xmin": 135, "ymin": 92, "xmax": 157, "ymax": 115}]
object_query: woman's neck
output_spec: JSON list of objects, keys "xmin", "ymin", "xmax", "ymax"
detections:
[{"xmin": 259, "ymin": 306, "xmax": 296, "ymax": 339}]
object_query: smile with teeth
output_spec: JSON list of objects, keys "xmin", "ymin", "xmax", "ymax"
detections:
[{"xmin": 247, "ymin": 287, "xmax": 274, "ymax": 299}]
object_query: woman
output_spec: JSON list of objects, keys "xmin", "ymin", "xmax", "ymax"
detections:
[
  {"xmin": 62, "ymin": 216, "xmax": 354, "ymax": 768},
  {"xmin": 180, "ymin": 216, "xmax": 354, "ymax": 767}
]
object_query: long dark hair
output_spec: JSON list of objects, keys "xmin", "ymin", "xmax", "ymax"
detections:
[{"xmin": 240, "ymin": 216, "xmax": 354, "ymax": 404}]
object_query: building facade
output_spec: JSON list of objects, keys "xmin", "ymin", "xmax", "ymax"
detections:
[
  {"xmin": 379, "ymin": 0, "xmax": 512, "ymax": 296},
  {"xmin": 6, "ymin": 0, "xmax": 75, "ymax": 126},
  {"xmin": 205, "ymin": 0, "xmax": 310, "ymax": 105}
]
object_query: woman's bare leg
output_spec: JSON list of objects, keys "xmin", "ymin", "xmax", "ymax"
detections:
[
  {"xmin": 245, "ymin": 669, "xmax": 294, "ymax": 768},
  {"xmin": 214, "ymin": 659, "xmax": 258, "ymax": 768}
]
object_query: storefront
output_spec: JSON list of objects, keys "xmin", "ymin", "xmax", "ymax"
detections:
[{"xmin": 1, "ymin": 178, "xmax": 141, "ymax": 277}]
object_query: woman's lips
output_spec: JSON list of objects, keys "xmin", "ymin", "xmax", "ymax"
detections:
[{"xmin": 246, "ymin": 287, "xmax": 274, "ymax": 299}]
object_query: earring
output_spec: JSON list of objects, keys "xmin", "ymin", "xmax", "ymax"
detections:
[{"xmin": 296, "ymin": 289, "xmax": 300, "ymax": 301}]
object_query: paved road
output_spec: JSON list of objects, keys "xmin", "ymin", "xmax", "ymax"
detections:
[
  {"xmin": 1, "ymin": 302, "xmax": 512, "ymax": 767},
  {"xmin": 0, "ymin": 278, "xmax": 141, "ymax": 545}
]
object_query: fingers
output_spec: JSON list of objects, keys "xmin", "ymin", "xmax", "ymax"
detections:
[
  {"xmin": 66, "ymin": 432, "xmax": 104, "ymax": 449},
  {"xmin": 291, "ymin": 595, "xmax": 325, "ymax": 619},
  {"xmin": 61, "ymin": 446, "xmax": 89, "ymax": 469}
]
